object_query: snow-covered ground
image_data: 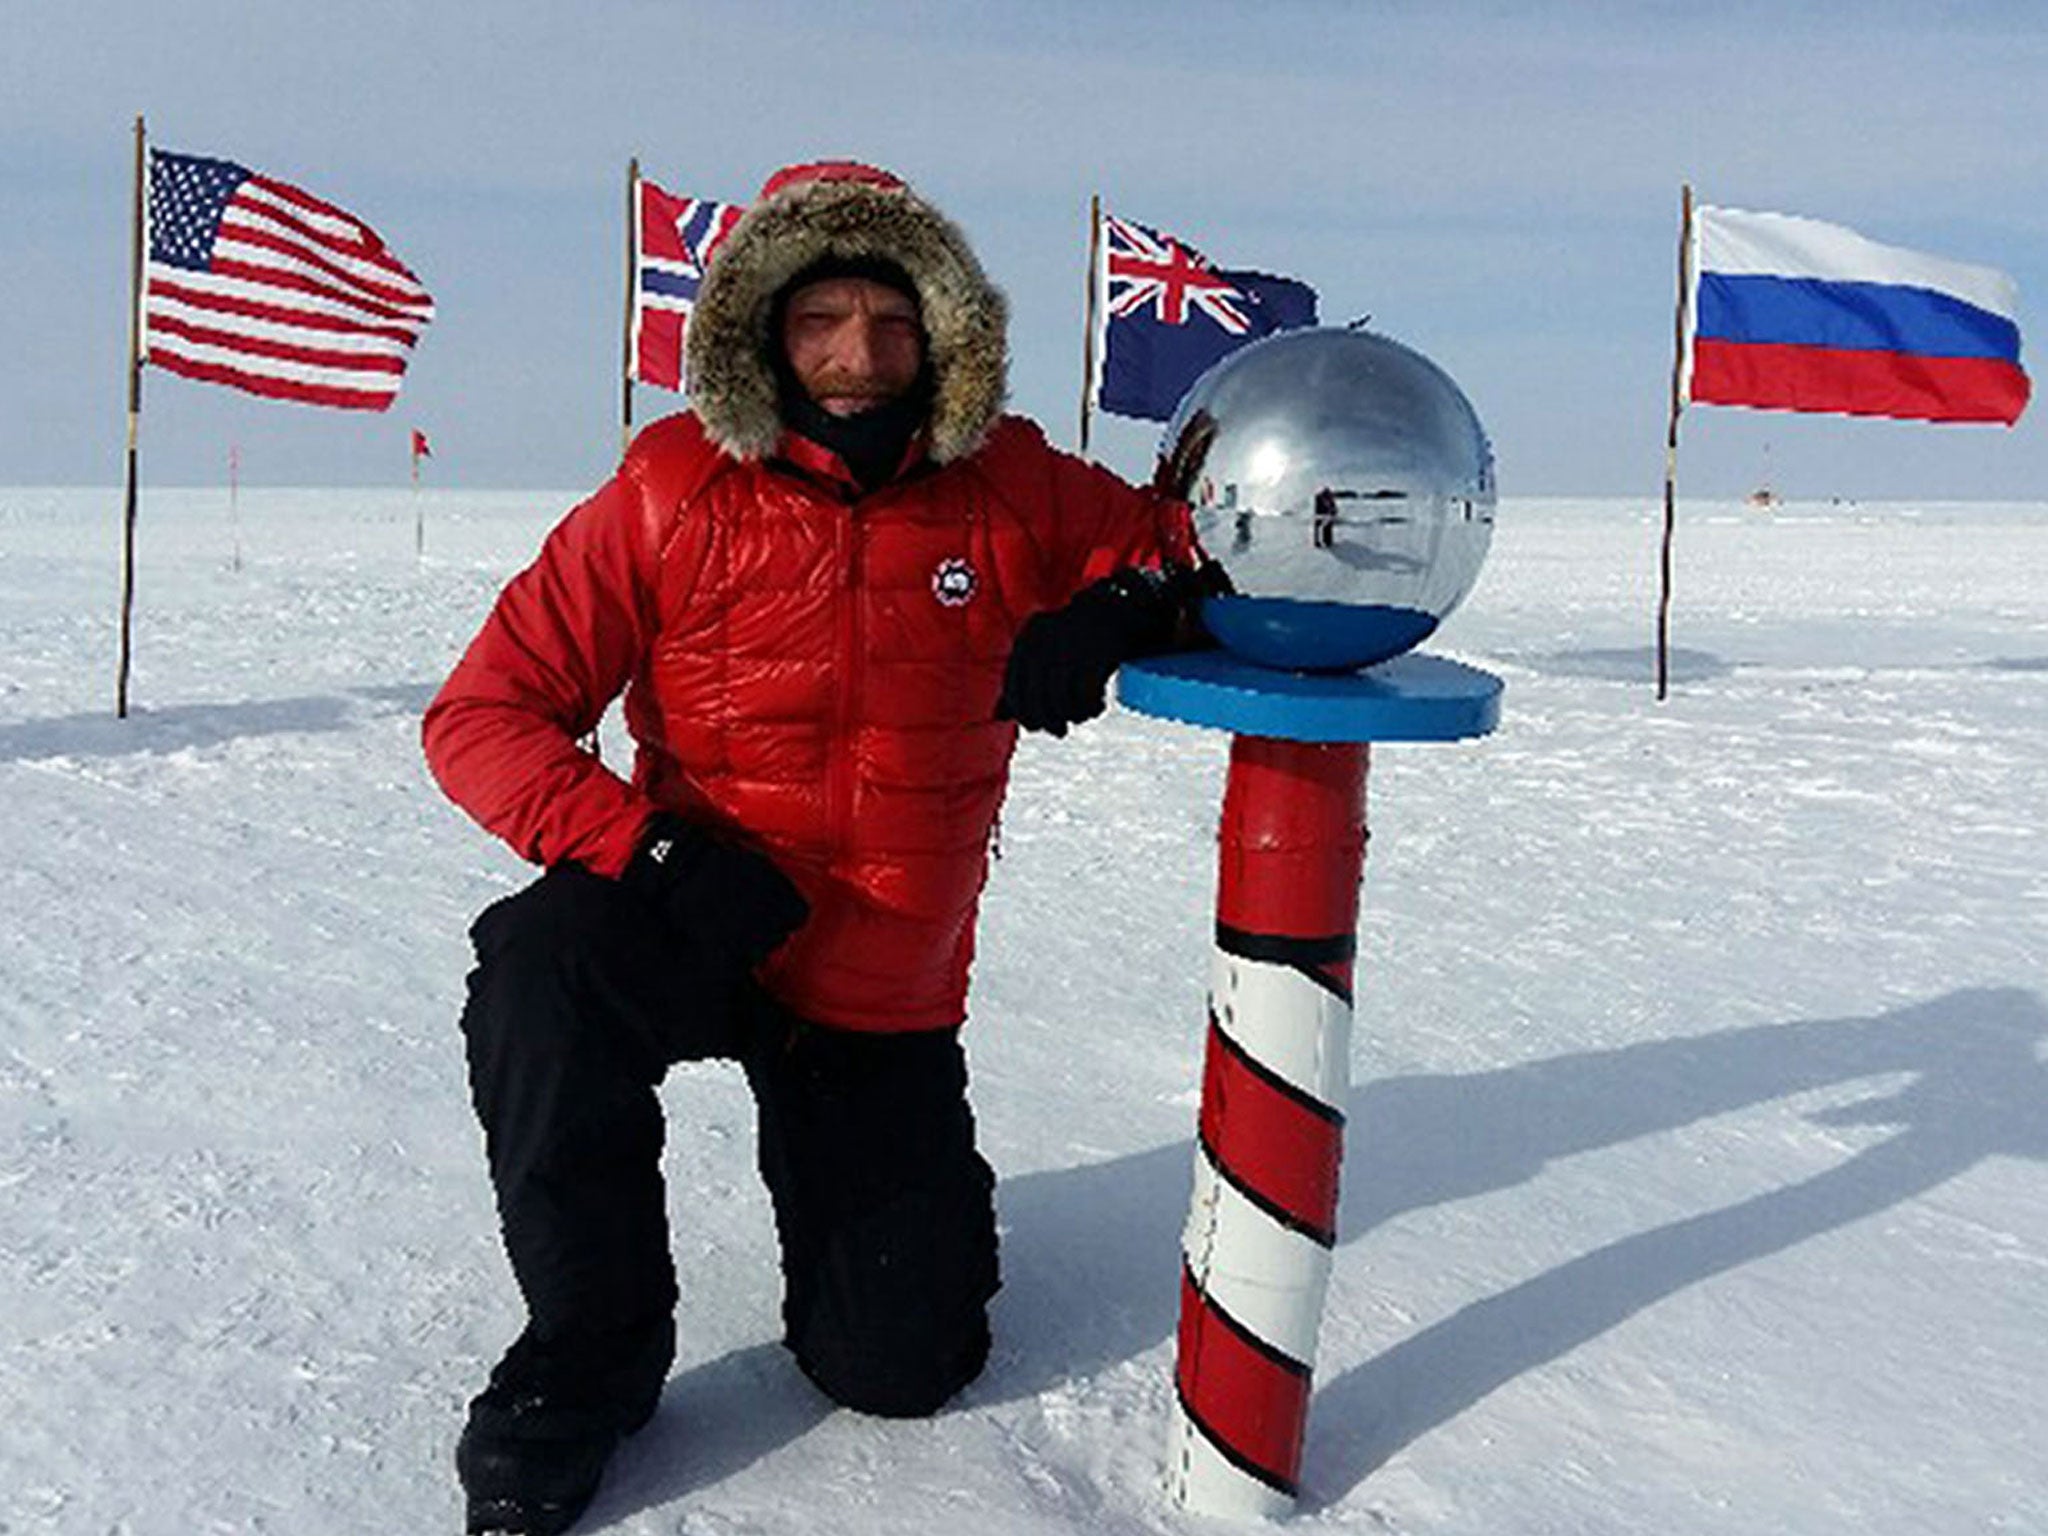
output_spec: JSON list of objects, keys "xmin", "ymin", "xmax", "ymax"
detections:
[{"xmin": 2, "ymin": 485, "xmax": 2043, "ymax": 1536}]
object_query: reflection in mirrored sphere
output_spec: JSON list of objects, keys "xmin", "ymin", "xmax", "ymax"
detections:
[{"xmin": 1156, "ymin": 328, "xmax": 1496, "ymax": 671}]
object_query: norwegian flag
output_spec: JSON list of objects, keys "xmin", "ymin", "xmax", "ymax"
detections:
[
  {"xmin": 1093, "ymin": 212, "xmax": 1317, "ymax": 422},
  {"xmin": 632, "ymin": 175, "xmax": 746, "ymax": 391}
]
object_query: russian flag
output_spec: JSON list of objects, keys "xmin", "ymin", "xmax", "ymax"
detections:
[{"xmin": 1686, "ymin": 205, "xmax": 2029, "ymax": 426}]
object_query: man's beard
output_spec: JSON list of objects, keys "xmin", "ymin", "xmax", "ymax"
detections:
[
  {"xmin": 777, "ymin": 363, "xmax": 937, "ymax": 493},
  {"xmin": 802, "ymin": 371, "xmax": 909, "ymax": 416}
]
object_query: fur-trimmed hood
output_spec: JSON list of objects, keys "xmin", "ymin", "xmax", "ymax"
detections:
[{"xmin": 686, "ymin": 162, "xmax": 1009, "ymax": 466}]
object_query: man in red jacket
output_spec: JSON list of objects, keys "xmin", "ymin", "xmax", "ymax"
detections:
[{"xmin": 425, "ymin": 160, "xmax": 1211, "ymax": 1535}]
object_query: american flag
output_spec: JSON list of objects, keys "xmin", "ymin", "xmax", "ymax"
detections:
[
  {"xmin": 144, "ymin": 150, "xmax": 434, "ymax": 413},
  {"xmin": 1093, "ymin": 212, "xmax": 1318, "ymax": 423},
  {"xmin": 633, "ymin": 176, "xmax": 746, "ymax": 392}
]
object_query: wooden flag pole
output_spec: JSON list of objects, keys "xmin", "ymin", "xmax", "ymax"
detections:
[
  {"xmin": 116, "ymin": 114, "xmax": 148, "ymax": 719},
  {"xmin": 1656, "ymin": 183, "xmax": 1696, "ymax": 702},
  {"xmin": 621, "ymin": 156, "xmax": 639, "ymax": 459},
  {"xmin": 1078, "ymin": 194, "xmax": 1102, "ymax": 457}
]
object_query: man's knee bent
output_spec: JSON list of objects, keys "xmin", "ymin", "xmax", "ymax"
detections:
[
  {"xmin": 459, "ymin": 867, "xmax": 667, "ymax": 1066},
  {"xmin": 793, "ymin": 1303, "xmax": 992, "ymax": 1418},
  {"xmin": 466, "ymin": 866, "xmax": 625, "ymax": 979},
  {"xmin": 781, "ymin": 1170, "xmax": 999, "ymax": 1417}
]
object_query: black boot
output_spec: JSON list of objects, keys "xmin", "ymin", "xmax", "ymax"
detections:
[{"xmin": 456, "ymin": 1317, "xmax": 675, "ymax": 1536}]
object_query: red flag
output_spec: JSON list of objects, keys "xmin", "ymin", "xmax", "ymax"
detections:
[
  {"xmin": 145, "ymin": 149, "xmax": 434, "ymax": 412},
  {"xmin": 411, "ymin": 428, "xmax": 432, "ymax": 461}
]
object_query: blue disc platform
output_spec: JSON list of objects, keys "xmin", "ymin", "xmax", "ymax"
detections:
[{"xmin": 1117, "ymin": 649, "xmax": 1503, "ymax": 744}]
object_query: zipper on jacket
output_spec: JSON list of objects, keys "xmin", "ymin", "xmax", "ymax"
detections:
[{"xmin": 829, "ymin": 505, "xmax": 863, "ymax": 849}]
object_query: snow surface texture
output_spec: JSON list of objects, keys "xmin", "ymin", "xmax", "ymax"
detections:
[{"xmin": 2, "ymin": 488, "xmax": 2043, "ymax": 1536}]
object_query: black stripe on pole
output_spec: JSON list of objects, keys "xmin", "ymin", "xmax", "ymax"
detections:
[
  {"xmin": 1216, "ymin": 922, "xmax": 1356, "ymax": 1002},
  {"xmin": 1182, "ymin": 1258, "xmax": 1313, "ymax": 1379},
  {"xmin": 1210, "ymin": 1011, "xmax": 1346, "ymax": 1127},
  {"xmin": 1174, "ymin": 1379, "xmax": 1302, "ymax": 1498},
  {"xmin": 1196, "ymin": 1128, "xmax": 1338, "ymax": 1250},
  {"xmin": 1216, "ymin": 922, "xmax": 1354, "ymax": 968}
]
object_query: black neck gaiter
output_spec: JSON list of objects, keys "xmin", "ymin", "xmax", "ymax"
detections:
[{"xmin": 777, "ymin": 367, "xmax": 935, "ymax": 494}]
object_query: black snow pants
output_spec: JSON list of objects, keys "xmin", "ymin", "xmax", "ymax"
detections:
[{"xmin": 459, "ymin": 863, "xmax": 1000, "ymax": 1418}]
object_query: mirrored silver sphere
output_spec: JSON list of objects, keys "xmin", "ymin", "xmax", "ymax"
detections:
[{"xmin": 1157, "ymin": 328, "xmax": 1496, "ymax": 670}]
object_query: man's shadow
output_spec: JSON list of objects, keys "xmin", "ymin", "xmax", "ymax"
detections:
[{"xmin": 603, "ymin": 986, "xmax": 2046, "ymax": 1518}]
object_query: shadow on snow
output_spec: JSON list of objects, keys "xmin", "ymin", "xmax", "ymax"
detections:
[
  {"xmin": 1509, "ymin": 644, "xmax": 1732, "ymax": 684},
  {"xmin": 0, "ymin": 685, "xmax": 437, "ymax": 762},
  {"xmin": 604, "ymin": 985, "xmax": 2046, "ymax": 1519}
]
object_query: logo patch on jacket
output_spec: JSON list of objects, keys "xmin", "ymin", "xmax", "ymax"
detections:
[{"xmin": 931, "ymin": 557, "xmax": 979, "ymax": 607}]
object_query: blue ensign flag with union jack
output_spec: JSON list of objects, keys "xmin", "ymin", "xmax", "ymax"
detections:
[
  {"xmin": 633, "ymin": 175, "xmax": 746, "ymax": 392},
  {"xmin": 1092, "ymin": 213, "xmax": 1318, "ymax": 422}
]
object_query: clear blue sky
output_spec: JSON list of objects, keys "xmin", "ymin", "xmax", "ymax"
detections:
[{"xmin": 9, "ymin": 0, "xmax": 2046, "ymax": 499}]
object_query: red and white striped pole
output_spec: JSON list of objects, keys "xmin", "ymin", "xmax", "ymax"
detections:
[
  {"xmin": 1170, "ymin": 735, "xmax": 1365, "ymax": 1517},
  {"xmin": 1122, "ymin": 647, "xmax": 1500, "ymax": 1517}
]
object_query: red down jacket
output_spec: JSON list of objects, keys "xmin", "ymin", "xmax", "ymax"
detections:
[{"xmin": 424, "ymin": 412, "xmax": 1194, "ymax": 1031}]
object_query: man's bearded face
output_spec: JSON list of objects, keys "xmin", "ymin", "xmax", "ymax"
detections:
[{"xmin": 779, "ymin": 276, "xmax": 927, "ymax": 417}]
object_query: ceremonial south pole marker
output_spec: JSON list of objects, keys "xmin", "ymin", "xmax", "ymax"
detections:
[
  {"xmin": 1120, "ymin": 651, "xmax": 1500, "ymax": 1519},
  {"xmin": 1129, "ymin": 325, "xmax": 1504, "ymax": 1519}
]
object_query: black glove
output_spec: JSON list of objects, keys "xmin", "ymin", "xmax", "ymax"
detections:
[
  {"xmin": 996, "ymin": 564, "xmax": 1224, "ymax": 737},
  {"xmin": 622, "ymin": 813, "xmax": 810, "ymax": 966}
]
